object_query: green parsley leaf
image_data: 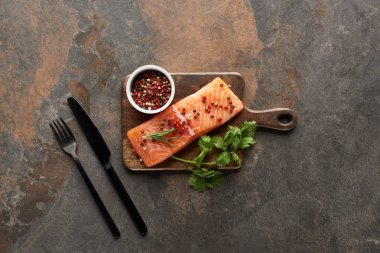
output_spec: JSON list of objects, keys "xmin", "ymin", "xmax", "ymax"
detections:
[
  {"xmin": 230, "ymin": 135, "xmax": 241, "ymax": 151},
  {"xmin": 188, "ymin": 174, "xmax": 207, "ymax": 192},
  {"xmin": 223, "ymin": 126, "xmax": 241, "ymax": 150},
  {"xmin": 207, "ymin": 171, "xmax": 224, "ymax": 188},
  {"xmin": 212, "ymin": 136, "xmax": 224, "ymax": 149},
  {"xmin": 216, "ymin": 151, "xmax": 231, "ymax": 167},
  {"xmin": 188, "ymin": 169, "xmax": 224, "ymax": 192},
  {"xmin": 241, "ymin": 121, "xmax": 257, "ymax": 138},
  {"xmin": 238, "ymin": 137, "xmax": 255, "ymax": 149},
  {"xmin": 198, "ymin": 135, "xmax": 214, "ymax": 151},
  {"xmin": 193, "ymin": 135, "xmax": 215, "ymax": 167},
  {"xmin": 230, "ymin": 151, "xmax": 241, "ymax": 166}
]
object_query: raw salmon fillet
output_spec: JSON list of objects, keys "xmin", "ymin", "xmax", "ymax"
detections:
[{"xmin": 127, "ymin": 77, "xmax": 244, "ymax": 167}]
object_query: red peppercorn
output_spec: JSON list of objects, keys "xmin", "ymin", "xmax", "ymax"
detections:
[
  {"xmin": 211, "ymin": 115, "xmax": 214, "ymax": 118},
  {"xmin": 219, "ymin": 83, "xmax": 223, "ymax": 87},
  {"xmin": 218, "ymin": 118, "xmax": 222, "ymax": 122}
]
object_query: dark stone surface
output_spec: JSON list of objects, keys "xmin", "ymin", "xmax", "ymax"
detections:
[{"xmin": 0, "ymin": 0, "xmax": 379, "ymax": 252}]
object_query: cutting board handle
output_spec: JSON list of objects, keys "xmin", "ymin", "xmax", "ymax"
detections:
[{"xmin": 243, "ymin": 107, "xmax": 297, "ymax": 131}]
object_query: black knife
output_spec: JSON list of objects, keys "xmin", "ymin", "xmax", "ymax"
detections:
[{"xmin": 67, "ymin": 97, "xmax": 147, "ymax": 235}]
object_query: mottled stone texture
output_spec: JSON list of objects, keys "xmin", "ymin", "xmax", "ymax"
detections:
[{"xmin": 0, "ymin": 0, "xmax": 379, "ymax": 252}]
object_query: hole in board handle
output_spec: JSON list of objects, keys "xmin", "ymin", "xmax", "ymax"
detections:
[{"xmin": 278, "ymin": 113, "xmax": 293, "ymax": 126}]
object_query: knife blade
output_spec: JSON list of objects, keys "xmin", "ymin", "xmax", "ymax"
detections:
[{"xmin": 67, "ymin": 97, "xmax": 147, "ymax": 235}]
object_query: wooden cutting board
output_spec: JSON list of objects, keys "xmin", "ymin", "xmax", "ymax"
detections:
[{"xmin": 121, "ymin": 72, "xmax": 297, "ymax": 171}]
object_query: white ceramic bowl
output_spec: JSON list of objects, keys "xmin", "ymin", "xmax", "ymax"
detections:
[{"xmin": 126, "ymin": 65, "xmax": 175, "ymax": 114}]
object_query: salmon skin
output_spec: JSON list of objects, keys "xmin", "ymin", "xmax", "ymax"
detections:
[{"xmin": 127, "ymin": 77, "xmax": 244, "ymax": 167}]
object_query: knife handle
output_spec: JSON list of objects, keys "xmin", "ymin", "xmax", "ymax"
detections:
[
  {"xmin": 72, "ymin": 156, "xmax": 120, "ymax": 239},
  {"xmin": 106, "ymin": 167, "xmax": 148, "ymax": 235}
]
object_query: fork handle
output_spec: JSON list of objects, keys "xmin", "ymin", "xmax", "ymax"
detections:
[{"xmin": 72, "ymin": 156, "xmax": 120, "ymax": 239}]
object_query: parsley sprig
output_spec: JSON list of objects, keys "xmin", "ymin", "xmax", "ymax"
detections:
[{"xmin": 171, "ymin": 121, "xmax": 257, "ymax": 192}]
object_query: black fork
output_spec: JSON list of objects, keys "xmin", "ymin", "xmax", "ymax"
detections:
[{"xmin": 48, "ymin": 115, "xmax": 120, "ymax": 239}]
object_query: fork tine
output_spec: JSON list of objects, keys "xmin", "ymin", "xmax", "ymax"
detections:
[
  {"xmin": 54, "ymin": 115, "xmax": 69, "ymax": 139},
  {"xmin": 49, "ymin": 118, "xmax": 62, "ymax": 142},
  {"xmin": 52, "ymin": 116, "xmax": 67, "ymax": 140},
  {"xmin": 59, "ymin": 117, "xmax": 76, "ymax": 140}
]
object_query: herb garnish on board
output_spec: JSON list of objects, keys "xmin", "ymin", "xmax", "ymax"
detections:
[
  {"xmin": 145, "ymin": 127, "xmax": 179, "ymax": 147},
  {"xmin": 171, "ymin": 120, "xmax": 257, "ymax": 192}
]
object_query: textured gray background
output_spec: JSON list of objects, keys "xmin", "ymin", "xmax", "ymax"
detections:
[{"xmin": 1, "ymin": 0, "xmax": 379, "ymax": 252}]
